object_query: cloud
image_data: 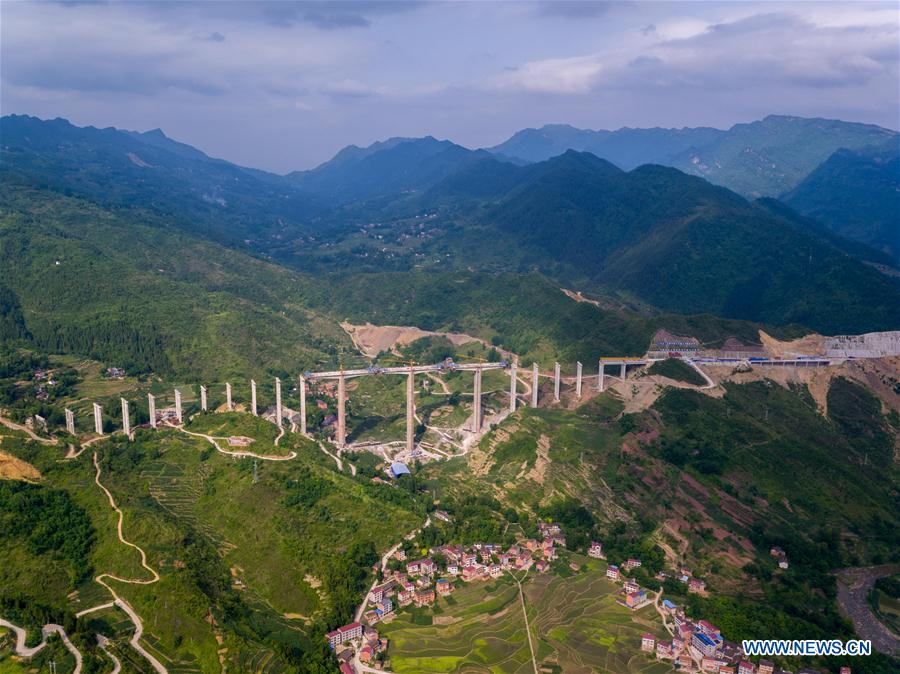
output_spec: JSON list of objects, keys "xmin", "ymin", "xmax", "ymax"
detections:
[
  {"xmin": 537, "ymin": 1, "xmax": 613, "ymax": 19},
  {"xmin": 492, "ymin": 10, "xmax": 898, "ymax": 94}
]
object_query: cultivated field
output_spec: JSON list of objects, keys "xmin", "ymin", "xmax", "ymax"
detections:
[{"xmin": 381, "ymin": 558, "xmax": 672, "ymax": 674}]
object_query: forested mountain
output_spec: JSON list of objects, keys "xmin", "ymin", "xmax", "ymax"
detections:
[
  {"xmin": 4, "ymin": 115, "xmax": 898, "ymax": 338},
  {"xmin": 0, "ymin": 115, "xmax": 323, "ymax": 247},
  {"xmin": 489, "ymin": 123, "xmax": 722, "ymax": 169},
  {"xmin": 489, "ymin": 115, "xmax": 897, "ymax": 198},
  {"xmin": 0, "ymin": 184, "xmax": 347, "ymax": 379},
  {"xmin": 287, "ymin": 136, "xmax": 499, "ymax": 205},
  {"xmin": 782, "ymin": 141, "xmax": 900, "ymax": 261},
  {"xmin": 373, "ymin": 151, "xmax": 900, "ymax": 334}
]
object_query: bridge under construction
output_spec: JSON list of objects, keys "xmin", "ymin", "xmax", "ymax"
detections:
[{"xmin": 65, "ymin": 354, "xmax": 834, "ymax": 455}]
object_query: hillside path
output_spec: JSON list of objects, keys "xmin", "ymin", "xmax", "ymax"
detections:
[
  {"xmin": 91, "ymin": 451, "xmax": 168, "ymax": 674},
  {"xmin": 168, "ymin": 422, "xmax": 297, "ymax": 461},
  {"xmin": 0, "ymin": 619, "xmax": 83, "ymax": 672},
  {"xmin": 508, "ymin": 570, "xmax": 539, "ymax": 674},
  {"xmin": 0, "ymin": 414, "xmax": 58, "ymax": 444}
]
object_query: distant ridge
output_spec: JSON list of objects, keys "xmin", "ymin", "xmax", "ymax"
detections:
[{"xmin": 489, "ymin": 115, "xmax": 898, "ymax": 197}]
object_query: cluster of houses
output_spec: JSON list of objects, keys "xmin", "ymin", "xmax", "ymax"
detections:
[
  {"xmin": 358, "ymin": 527, "xmax": 567, "ymax": 625},
  {"xmin": 587, "ymin": 542, "xmax": 654, "ymax": 610},
  {"xmin": 643, "ymin": 601, "xmax": 848, "ymax": 674},
  {"xmin": 655, "ymin": 564, "xmax": 707, "ymax": 594},
  {"xmin": 326, "ymin": 623, "xmax": 388, "ymax": 673},
  {"xmin": 32, "ymin": 369, "xmax": 58, "ymax": 401}
]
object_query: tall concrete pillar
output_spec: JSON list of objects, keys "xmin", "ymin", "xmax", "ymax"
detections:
[
  {"xmin": 620, "ymin": 362, "xmax": 627, "ymax": 381},
  {"xmin": 554, "ymin": 362, "xmax": 561, "ymax": 401},
  {"xmin": 121, "ymin": 398, "xmax": 131, "ymax": 438},
  {"xmin": 200, "ymin": 385, "xmax": 207, "ymax": 412},
  {"xmin": 93, "ymin": 403, "xmax": 103, "ymax": 435},
  {"xmin": 509, "ymin": 360, "xmax": 517, "ymax": 412},
  {"xmin": 473, "ymin": 368, "xmax": 483, "ymax": 433},
  {"xmin": 174, "ymin": 389, "xmax": 183, "ymax": 425},
  {"xmin": 148, "ymin": 393, "xmax": 157, "ymax": 429},
  {"xmin": 576, "ymin": 361, "xmax": 583, "ymax": 398},
  {"xmin": 65, "ymin": 408, "xmax": 75, "ymax": 435},
  {"xmin": 226, "ymin": 383, "xmax": 233, "ymax": 411},
  {"xmin": 598, "ymin": 361, "xmax": 605, "ymax": 391},
  {"xmin": 336, "ymin": 373, "xmax": 346, "ymax": 445},
  {"xmin": 406, "ymin": 368, "xmax": 415, "ymax": 453},
  {"xmin": 251, "ymin": 380, "xmax": 258, "ymax": 416},
  {"xmin": 275, "ymin": 377, "xmax": 283, "ymax": 428},
  {"xmin": 299, "ymin": 375, "xmax": 307, "ymax": 435},
  {"xmin": 531, "ymin": 363, "xmax": 539, "ymax": 407}
]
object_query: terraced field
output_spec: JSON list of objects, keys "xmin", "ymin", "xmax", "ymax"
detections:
[
  {"xmin": 382, "ymin": 559, "xmax": 672, "ymax": 674},
  {"xmin": 526, "ymin": 558, "xmax": 671, "ymax": 674}
]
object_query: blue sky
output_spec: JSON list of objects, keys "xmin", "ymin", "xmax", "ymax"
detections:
[{"xmin": 2, "ymin": 1, "xmax": 897, "ymax": 172}]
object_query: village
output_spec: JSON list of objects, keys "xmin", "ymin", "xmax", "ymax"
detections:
[{"xmin": 325, "ymin": 524, "xmax": 852, "ymax": 674}]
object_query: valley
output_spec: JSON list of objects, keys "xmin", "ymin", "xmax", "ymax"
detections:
[{"xmin": 0, "ymin": 105, "xmax": 898, "ymax": 674}]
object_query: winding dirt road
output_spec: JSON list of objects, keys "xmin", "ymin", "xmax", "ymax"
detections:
[
  {"xmin": 0, "ymin": 619, "xmax": 83, "ymax": 672},
  {"xmin": 168, "ymin": 422, "xmax": 297, "ymax": 461},
  {"xmin": 0, "ymin": 414, "xmax": 58, "ymax": 445},
  {"xmin": 91, "ymin": 451, "xmax": 168, "ymax": 673}
]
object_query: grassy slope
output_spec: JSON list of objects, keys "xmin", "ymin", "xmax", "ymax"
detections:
[
  {"xmin": 314, "ymin": 271, "xmax": 803, "ymax": 367},
  {"xmin": 418, "ymin": 377, "xmax": 898, "ymax": 668},
  {"xmin": 0, "ymin": 413, "xmax": 420, "ymax": 671},
  {"xmin": 0, "ymin": 185, "xmax": 349, "ymax": 379}
]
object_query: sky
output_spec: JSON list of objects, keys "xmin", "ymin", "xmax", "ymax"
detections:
[{"xmin": 2, "ymin": 1, "xmax": 898, "ymax": 173}]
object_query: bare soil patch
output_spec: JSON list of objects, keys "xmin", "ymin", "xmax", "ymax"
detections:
[{"xmin": 0, "ymin": 450, "xmax": 41, "ymax": 482}]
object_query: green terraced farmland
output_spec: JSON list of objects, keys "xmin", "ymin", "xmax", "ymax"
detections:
[{"xmin": 380, "ymin": 563, "xmax": 672, "ymax": 674}]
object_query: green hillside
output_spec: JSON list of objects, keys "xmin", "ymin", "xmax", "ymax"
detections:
[
  {"xmin": 318, "ymin": 152, "xmax": 900, "ymax": 334},
  {"xmin": 783, "ymin": 142, "xmax": 900, "ymax": 261},
  {"xmin": 0, "ymin": 185, "xmax": 348, "ymax": 379},
  {"xmin": 0, "ymin": 416, "xmax": 420, "ymax": 672},
  {"xmin": 0, "ymin": 115, "xmax": 322, "ymax": 247}
]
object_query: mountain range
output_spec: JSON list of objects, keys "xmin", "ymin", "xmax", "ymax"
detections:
[
  {"xmin": 489, "ymin": 115, "xmax": 898, "ymax": 198},
  {"xmin": 1, "ymin": 113, "xmax": 898, "ymax": 339}
]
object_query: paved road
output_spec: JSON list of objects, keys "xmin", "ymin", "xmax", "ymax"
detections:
[{"xmin": 835, "ymin": 565, "xmax": 900, "ymax": 656}]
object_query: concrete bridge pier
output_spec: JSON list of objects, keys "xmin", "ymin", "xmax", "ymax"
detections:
[
  {"xmin": 509, "ymin": 360, "xmax": 517, "ymax": 412},
  {"xmin": 576, "ymin": 361, "xmax": 583, "ymax": 397},
  {"xmin": 148, "ymin": 393, "xmax": 157, "ymax": 429},
  {"xmin": 93, "ymin": 403, "xmax": 103, "ymax": 435},
  {"xmin": 175, "ymin": 389, "xmax": 183, "ymax": 425},
  {"xmin": 275, "ymin": 377, "xmax": 283, "ymax": 428},
  {"xmin": 251, "ymin": 380, "xmax": 258, "ymax": 416},
  {"xmin": 554, "ymin": 362, "xmax": 561, "ymax": 401},
  {"xmin": 336, "ymin": 373, "xmax": 346, "ymax": 446},
  {"xmin": 406, "ymin": 368, "xmax": 415, "ymax": 453},
  {"xmin": 620, "ymin": 362, "xmax": 627, "ymax": 381},
  {"xmin": 598, "ymin": 361, "xmax": 605, "ymax": 391},
  {"xmin": 65, "ymin": 408, "xmax": 75, "ymax": 435},
  {"xmin": 200, "ymin": 385, "xmax": 207, "ymax": 412},
  {"xmin": 298, "ymin": 375, "xmax": 307, "ymax": 435},
  {"xmin": 473, "ymin": 368, "xmax": 483, "ymax": 432},
  {"xmin": 531, "ymin": 363, "xmax": 539, "ymax": 407},
  {"xmin": 121, "ymin": 399, "xmax": 130, "ymax": 438}
]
